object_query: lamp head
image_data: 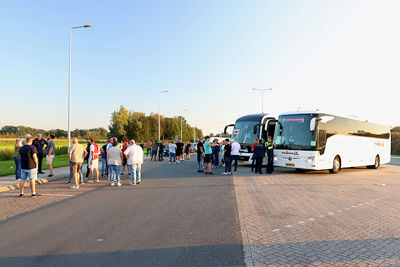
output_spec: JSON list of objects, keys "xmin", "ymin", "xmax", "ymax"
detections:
[{"xmin": 84, "ymin": 24, "xmax": 92, "ymax": 28}]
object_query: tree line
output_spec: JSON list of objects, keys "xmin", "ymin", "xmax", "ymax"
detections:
[
  {"xmin": 0, "ymin": 126, "xmax": 108, "ymax": 140},
  {"xmin": 108, "ymin": 106, "xmax": 203, "ymax": 142}
]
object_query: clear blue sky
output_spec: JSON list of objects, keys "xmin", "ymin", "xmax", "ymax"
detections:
[{"xmin": 1, "ymin": 0, "xmax": 399, "ymax": 135}]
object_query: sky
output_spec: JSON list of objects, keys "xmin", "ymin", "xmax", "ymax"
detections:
[{"xmin": 1, "ymin": 0, "xmax": 399, "ymax": 135}]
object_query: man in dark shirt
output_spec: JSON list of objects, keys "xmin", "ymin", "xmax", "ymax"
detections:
[
  {"xmin": 158, "ymin": 141, "xmax": 164, "ymax": 161},
  {"xmin": 19, "ymin": 134, "xmax": 40, "ymax": 197},
  {"xmin": 253, "ymin": 139, "xmax": 266, "ymax": 174},
  {"xmin": 32, "ymin": 134, "xmax": 48, "ymax": 174},
  {"xmin": 85, "ymin": 139, "xmax": 91, "ymax": 178},
  {"xmin": 197, "ymin": 139, "xmax": 204, "ymax": 173},
  {"xmin": 223, "ymin": 139, "xmax": 232, "ymax": 175}
]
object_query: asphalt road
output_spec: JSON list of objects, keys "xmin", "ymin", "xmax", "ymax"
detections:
[
  {"xmin": 0, "ymin": 160, "xmax": 244, "ymax": 267},
  {"xmin": 390, "ymin": 157, "xmax": 400, "ymax": 166}
]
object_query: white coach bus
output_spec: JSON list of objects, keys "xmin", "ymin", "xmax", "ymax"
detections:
[
  {"xmin": 271, "ymin": 111, "xmax": 391, "ymax": 174},
  {"xmin": 224, "ymin": 113, "xmax": 276, "ymax": 164}
]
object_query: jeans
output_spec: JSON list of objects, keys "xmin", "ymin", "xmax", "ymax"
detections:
[
  {"xmin": 224, "ymin": 156, "xmax": 231, "ymax": 173},
  {"xmin": 213, "ymin": 154, "xmax": 219, "ymax": 166},
  {"xmin": 68, "ymin": 164, "xmax": 83, "ymax": 183},
  {"xmin": 251, "ymin": 156, "xmax": 256, "ymax": 172},
  {"xmin": 147, "ymin": 148, "xmax": 151, "ymax": 157},
  {"xmin": 129, "ymin": 164, "xmax": 142, "ymax": 184},
  {"xmin": 231, "ymin": 155, "xmax": 239, "ymax": 172},
  {"xmin": 37, "ymin": 153, "xmax": 44, "ymax": 172},
  {"xmin": 101, "ymin": 159, "xmax": 107, "ymax": 176},
  {"xmin": 109, "ymin": 165, "xmax": 121, "ymax": 183},
  {"xmin": 169, "ymin": 152, "xmax": 176, "ymax": 163},
  {"xmin": 14, "ymin": 156, "xmax": 21, "ymax": 180},
  {"xmin": 255, "ymin": 157, "xmax": 263, "ymax": 173},
  {"xmin": 197, "ymin": 153, "xmax": 204, "ymax": 170}
]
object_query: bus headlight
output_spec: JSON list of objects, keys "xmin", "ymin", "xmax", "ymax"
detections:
[
  {"xmin": 274, "ymin": 156, "xmax": 278, "ymax": 161},
  {"xmin": 307, "ymin": 157, "xmax": 315, "ymax": 163}
]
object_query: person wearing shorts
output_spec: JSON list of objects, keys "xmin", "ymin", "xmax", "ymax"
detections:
[
  {"xmin": 151, "ymin": 140, "xmax": 158, "ymax": 161},
  {"xmin": 18, "ymin": 134, "xmax": 40, "ymax": 197},
  {"xmin": 46, "ymin": 134, "xmax": 56, "ymax": 177},
  {"xmin": 203, "ymin": 136, "xmax": 218, "ymax": 175},
  {"xmin": 68, "ymin": 138, "xmax": 87, "ymax": 189},
  {"xmin": 88, "ymin": 138, "xmax": 100, "ymax": 183}
]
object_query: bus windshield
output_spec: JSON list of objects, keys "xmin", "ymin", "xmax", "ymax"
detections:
[
  {"xmin": 232, "ymin": 121, "xmax": 259, "ymax": 145},
  {"xmin": 274, "ymin": 114, "xmax": 317, "ymax": 150}
]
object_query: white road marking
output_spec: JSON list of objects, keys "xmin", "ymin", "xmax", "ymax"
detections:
[
  {"xmin": 273, "ymin": 229, "xmax": 280, "ymax": 232},
  {"xmin": 286, "ymin": 225, "xmax": 293, "ymax": 228},
  {"xmin": 96, "ymin": 239, "xmax": 104, "ymax": 242},
  {"xmin": 298, "ymin": 221, "xmax": 305, "ymax": 224},
  {"xmin": 308, "ymin": 218, "xmax": 315, "ymax": 221},
  {"xmin": 41, "ymin": 193, "xmax": 75, "ymax": 197}
]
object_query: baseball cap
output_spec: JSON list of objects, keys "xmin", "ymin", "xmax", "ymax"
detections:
[
  {"xmin": 124, "ymin": 139, "xmax": 129, "ymax": 143},
  {"xmin": 25, "ymin": 134, "xmax": 32, "ymax": 138}
]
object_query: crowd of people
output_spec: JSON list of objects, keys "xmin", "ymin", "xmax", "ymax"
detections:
[{"xmin": 13, "ymin": 134, "xmax": 274, "ymax": 197}]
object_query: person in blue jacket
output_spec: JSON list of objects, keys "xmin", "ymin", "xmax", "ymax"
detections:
[{"xmin": 212, "ymin": 140, "xmax": 221, "ymax": 167}]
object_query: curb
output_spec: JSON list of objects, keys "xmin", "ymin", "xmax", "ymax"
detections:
[{"xmin": 0, "ymin": 178, "xmax": 50, "ymax": 193}]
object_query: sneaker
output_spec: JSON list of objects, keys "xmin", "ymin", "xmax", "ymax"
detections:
[
  {"xmin": 169, "ymin": 162, "xmax": 171, "ymax": 165},
  {"xmin": 121, "ymin": 173, "xmax": 124, "ymax": 175},
  {"xmin": 209, "ymin": 172, "xmax": 214, "ymax": 175},
  {"xmin": 31, "ymin": 193, "xmax": 41, "ymax": 196},
  {"xmin": 117, "ymin": 182, "xmax": 122, "ymax": 187},
  {"xmin": 80, "ymin": 181, "xmax": 85, "ymax": 184},
  {"xmin": 111, "ymin": 182, "xmax": 115, "ymax": 186},
  {"xmin": 130, "ymin": 182, "xmax": 136, "ymax": 185},
  {"xmin": 137, "ymin": 180, "xmax": 141, "ymax": 184},
  {"xmin": 38, "ymin": 171, "xmax": 45, "ymax": 174},
  {"xmin": 70, "ymin": 185, "xmax": 79, "ymax": 189},
  {"xmin": 228, "ymin": 172, "xmax": 232, "ymax": 174},
  {"xmin": 222, "ymin": 172, "xmax": 227, "ymax": 175},
  {"xmin": 95, "ymin": 179, "xmax": 100, "ymax": 182},
  {"xmin": 66, "ymin": 181, "xmax": 71, "ymax": 184},
  {"xmin": 87, "ymin": 180, "xmax": 94, "ymax": 183},
  {"xmin": 48, "ymin": 174, "xmax": 54, "ymax": 177},
  {"xmin": 18, "ymin": 193, "xmax": 24, "ymax": 197}
]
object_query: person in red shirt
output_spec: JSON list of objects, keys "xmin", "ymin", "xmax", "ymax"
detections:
[
  {"xmin": 251, "ymin": 139, "xmax": 259, "ymax": 172},
  {"xmin": 121, "ymin": 139, "xmax": 129, "ymax": 175},
  {"xmin": 146, "ymin": 140, "xmax": 152, "ymax": 157}
]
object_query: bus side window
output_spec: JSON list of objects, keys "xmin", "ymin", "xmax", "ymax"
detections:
[{"xmin": 318, "ymin": 129, "xmax": 327, "ymax": 155}]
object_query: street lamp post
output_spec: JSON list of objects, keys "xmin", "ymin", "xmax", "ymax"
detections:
[
  {"xmin": 252, "ymin": 88, "xmax": 273, "ymax": 114},
  {"xmin": 68, "ymin": 24, "xmax": 92, "ymax": 148},
  {"xmin": 158, "ymin": 90, "xmax": 168, "ymax": 141},
  {"xmin": 181, "ymin": 109, "xmax": 188, "ymax": 140}
]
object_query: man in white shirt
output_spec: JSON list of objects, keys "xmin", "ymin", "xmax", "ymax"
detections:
[
  {"xmin": 168, "ymin": 141, "xmax": 177, "ymax": 164},
  {"xmin": 231, "ymin": 139, "xmax": 241, "ymax": 173},
  {"xmin": 124, "ymin": 140, "xmax": 144, "ymax": 185}
]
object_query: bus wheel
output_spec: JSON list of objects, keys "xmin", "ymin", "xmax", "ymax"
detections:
[
  {"xmin": 368, "ymin": 155, "xmax": 380, "ymax": 169},
  {"xmin": 329, "ymin": 156, "xmax": 341, "ymax": 174}
]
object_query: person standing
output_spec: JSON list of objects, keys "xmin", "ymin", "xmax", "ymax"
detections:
[
  {"xmin": 220, "ymin": 141, "xmax": 225, "ymax": 167},
  {"xmin": 168, "ymin": 141, "xmax": 177, "ymax": 164},
  {"xmin": 140, "ymin": 141, "xmax": 144, "ymax": 151},
  {"xmin": 204, "ymin": 136, "xmax": 218, "ymax": 175},
  {"xmin": 100, "ymin": 140, "xmax": 108, "ymax": 177},
  {"xmin": 68, "ymin": 138, "xmax": 87, "ymax": 189},
  {"xmin": 265, "ymin": 136, "xmax": 275, "ymax": 174},
  {"xmin": 253, "ymin": 139, "xmax": 265, "ymax": 174},
  {"xmin": 32, "ymin": 134, "xmax": 48, "ymax": 174},
  {"xmin": 197, "ymin": 139, "xmax": 204, "ymax": 173},
  {"xmin": 184, "ymin": 141, "xmax": 192, "ymax": 160},
  {"xmin": 151, "ymin": 140, "xmax": 158, "ymax": 161},
  {"xmin": 14, "ymin": 138, "xmax": 23, "ymax": 180},
  {"xmin": 46, "ymin": 134, "xmax": 56, "ymax": 177},
  {"xmin": 158, "ymin": 141, "xmax": 164, "ymax": 161},
  {"xmin": 121, "ymin": 139, "xmax": 129, "ymax": 175},
  {"xmin": 175, "ymin": 140, "xmax": 182, "ymax": 163},
  {"xmin": 84, "ymin": 138, "xmax": 91, "ymax": 179},
  {"xmin": 146, "ymin": 140, "xmax": 152, "ymax": 157},
  {"xmin": 251, "ymin": 139, "xmax": 259, "ymax": 172},
  {"xmin": 88, "ymin": 138, "xmax": 100, "ymax": 183},
  {"xmin": 231, "ymin": 139, "xmax": 240, "ymax": 173},
  {"xmin": 212, "ymin": 140, "xmax": 220, "ymax": 167},
  {"xmin": 124, "ymin": 140, "xmax": 144, "ymax": 185},
  {"xmin": 18, "ymin": 134, "xmax": 40, "ymax": 197},
  {"xmin": 107, "ymin": 137, "xmax": 123, "ymax": 186},
  {"xmin": 222, "ymin": 139, "xmax": 232, "ymax": 175}
]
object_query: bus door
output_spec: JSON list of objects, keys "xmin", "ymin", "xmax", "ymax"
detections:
[{"xmin": 263, "ymin": 120, "xmax": 276, "ymax": 142}]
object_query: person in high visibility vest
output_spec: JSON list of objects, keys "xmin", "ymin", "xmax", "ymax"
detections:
[{"xmin": 265, "ymin": 136, "xmax": 274, "ymax": 174}]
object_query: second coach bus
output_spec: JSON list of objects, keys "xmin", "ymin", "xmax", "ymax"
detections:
[{"xmin": 271, "ymin": 111, "xmax": 391, "ymax": 173}]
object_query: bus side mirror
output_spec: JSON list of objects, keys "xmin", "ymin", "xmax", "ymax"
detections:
[
  {"xmin": 310, "ymin": 118, "xmax": 317, "ymax": 132},
  {"xmin": 224, "ymin": 124, "xmax": 234, "ymax": 134}
]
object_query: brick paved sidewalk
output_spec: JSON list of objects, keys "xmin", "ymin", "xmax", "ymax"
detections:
[{"xmin": 233, "ymin": 165, "xmax": 400, "ymax": 266}]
